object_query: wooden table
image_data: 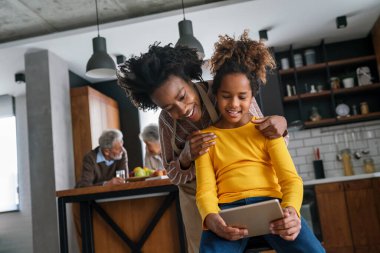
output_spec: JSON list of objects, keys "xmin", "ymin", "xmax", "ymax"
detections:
[{"xmin": 56, "ymin": 179, "xmax": 186, "ymax": 253}]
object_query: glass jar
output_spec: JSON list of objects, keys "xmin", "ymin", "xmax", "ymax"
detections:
[
  {"xmin": 360, "ymin": 102, "xmax": 369, "ymax": 115},
  {"xmin": 363, "ymin": 158, "xmax": 375, "ymax": 174}
]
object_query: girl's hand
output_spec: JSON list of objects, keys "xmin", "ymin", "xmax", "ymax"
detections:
[
  {"xmin": 205, "ymin": 213, "xmax": 248, "ymax": 241},
  {"xmin": 269, "ymin": 206, "xmax": 301, "ymax": 241},
  {"xmin": 252, "ymin": 116, "xmax": 287, "ymax": 139},
  {"xmin": 188, "ymin": 130, "xmax": 216, "ymax": 160}
]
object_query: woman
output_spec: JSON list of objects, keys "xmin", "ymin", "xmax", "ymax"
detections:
[
  {"xmin": 140, "ymin": 123, "xmax": 164, "ymax": 171},
  {"xmin": 117, "ymin": 43, "xmax": 288, "ymax": 253}
]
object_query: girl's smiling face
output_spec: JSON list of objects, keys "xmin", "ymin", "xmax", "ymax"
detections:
[{"xmin": 216, "ymin": 73, "xmax": 253, "ymax": 128}]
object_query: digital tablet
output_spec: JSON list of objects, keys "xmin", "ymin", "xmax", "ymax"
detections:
[{"xmin": 219, "ymin": 199, "xmax": 284, "ymax": 237}]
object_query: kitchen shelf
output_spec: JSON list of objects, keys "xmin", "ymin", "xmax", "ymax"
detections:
[
  {"xmin": 279, "ymin": 63, "xmax": 326, "ymax": 75},
  {"xmin": 276, "ymin": 37, "xmax": 380, "ymax": 129},
  {"xmin": 283, "ymin": 95, "xmax": 299, "ymax": 102},
  {"xmin": 279, "ymin": 55, "xmax": 376, "ymax": 75},
  {"xmin": 299, "ymin": 90, "xmax": 331, "ymax": 100},
  {"xmin": 333, "ymin": 82, "xmax": 380, "ymax": 95},
  {"xmin": 303, "ymin": 111, "xmax": 380, "ymax": 128},
  {"xmin": 327, "ymin": 55, "xmax": 376, "ymax": 68}
]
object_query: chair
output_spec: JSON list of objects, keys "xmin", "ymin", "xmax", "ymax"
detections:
[{"xmin": 244, "ymin": 236, "xmax": 274, "ymax": 253}]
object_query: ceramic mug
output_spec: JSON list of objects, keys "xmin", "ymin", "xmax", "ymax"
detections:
[{"xmin": 342, "ymin": 77, "xmax": 354, "ymax": 88}]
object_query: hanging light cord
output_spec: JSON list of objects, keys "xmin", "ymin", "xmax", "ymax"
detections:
[
  {"xmin": 95, "ymin": 0, "xmax": 100, "ymax": 37},
  {"xmin": 181, "ymin": 0, "xmax": 186, "ymax": 20}
]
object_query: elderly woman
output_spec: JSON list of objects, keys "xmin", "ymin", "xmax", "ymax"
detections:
[
  {"xmin": 117, "ymin": 43, "xmax": 287, "ymax": 253},
  {"xmin": 140, "ymin": 124, "xmax": 164, "ymax": 171}
]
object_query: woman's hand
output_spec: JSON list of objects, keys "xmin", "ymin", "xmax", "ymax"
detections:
[
  {"xmin": 269, "ymin": 206, "xmax": 301, "ymax": 241},
  {"xmin": 188, "ymin": 130, "xmax": 216, "ymax": 160},
  {"xmin": 205, "ymin": 213, "xmax": 248, "ymax": 240},
  {"xmin": 252, "ymin": 116, "xmax": 287, "ymax": 139}
]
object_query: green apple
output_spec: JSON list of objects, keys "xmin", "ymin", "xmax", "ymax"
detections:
[{"xmin": 134, "ymin": 168, "xmax": 146, "ymax": 177}]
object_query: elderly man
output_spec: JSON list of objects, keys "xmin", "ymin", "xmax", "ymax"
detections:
[{"xmin": 76, "ymin": 129, "xmax": 128, "ymax": 187}]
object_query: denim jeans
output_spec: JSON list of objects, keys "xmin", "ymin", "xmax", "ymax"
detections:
[{"xmin": 199, "ymin": 197, "xmax": 325, "ymax": 253}]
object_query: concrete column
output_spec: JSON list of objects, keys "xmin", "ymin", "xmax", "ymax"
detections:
[{"xmin": 25, "ymin": 50, "xmax": 75, "ymax": 252}]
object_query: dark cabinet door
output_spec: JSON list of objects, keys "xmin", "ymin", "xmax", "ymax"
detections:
[
  {"xmin": 256, "ymin": 71, "xmax": 284, "ymax": 117},
  {"xmin": 315, "ymin": 182, "xmax": 354, "ymax": 253}
]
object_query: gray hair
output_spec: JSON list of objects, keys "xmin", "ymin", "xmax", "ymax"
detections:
[
  {"xmin": 99, "ymin": 129, "xmax": 123, "ymax": 149},
  {"xmin": 140, "ymin": 124, "xmax": 159, "ymax": 143}
]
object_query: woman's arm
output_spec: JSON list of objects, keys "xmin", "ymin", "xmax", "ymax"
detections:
[
  {"xmin": 249, "ymin": 97, "xmax": 288, "ymax": 141},
  {"xmin": 159, "ymin": 116, "xmax": 196, "ymax": 185},
  {"xmin": 266, "ymin": 137, "xmax": 303, "ymax": 240}
]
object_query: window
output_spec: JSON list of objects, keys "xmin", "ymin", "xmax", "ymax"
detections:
[{"xmin": 0, "ymin": 103, "xmax": 19, "ymax": 212}]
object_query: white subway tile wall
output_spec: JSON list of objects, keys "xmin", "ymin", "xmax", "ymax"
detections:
[{"xmin": 288, "ymin": 120, "xmax": 380, "ymax": 181}]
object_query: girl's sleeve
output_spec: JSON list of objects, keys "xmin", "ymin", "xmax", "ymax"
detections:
[
  {"xmin": 195, "ymin": 150, "xmax": 220, "ymax": 227},
  {"xmin": 266, "ymin": 137, "xmax": 303, "ymax": 216}
]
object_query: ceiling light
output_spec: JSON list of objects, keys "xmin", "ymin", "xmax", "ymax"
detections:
[
  {"xmin": 86, "ymin": 0, "xmax": 116, "ymax": 78},
  {"xmin": 259, "ymin": 29, "xmax": 268, "ymax": 42},
  {"xmin": 175, "ymin": 0, "xmax": 205, "ymax": 59},
  {"xmin": 15, "ymin": 73, "xmax": 25, "ymax": 84},
  {"xmin": 336, "ymin": 16, "xmax": 347, "ymax": 29}
]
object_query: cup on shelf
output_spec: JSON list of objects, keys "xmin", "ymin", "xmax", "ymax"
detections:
[
  {"xmin": 342, "ymin": 77, "xmax": 354, "ymax": 88},
  {"xmin": 293, "ymin": 54, "xmax": 303, "ymax": 68},
  {"xmin": 281, "ymin": 58, "xmax": 290, "ymax": 70},
  {"xmin": 304, "ymin": 49, "xmax": 316, "ymax": 65}
]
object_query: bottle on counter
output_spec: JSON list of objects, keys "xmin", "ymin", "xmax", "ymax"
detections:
[{"xmin": 341, "ymin": 149, "xmax": 354, "ymax": 176}]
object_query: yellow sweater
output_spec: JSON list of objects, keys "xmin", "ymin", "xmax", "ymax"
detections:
[{"xmin": 195, "ymin": 119, "xmax": 303, "ymax": 225}]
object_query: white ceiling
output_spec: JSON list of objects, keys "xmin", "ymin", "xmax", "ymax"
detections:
[{"xmin": 1, "ymin": 0, "xmax": 380, "ymax": 97}]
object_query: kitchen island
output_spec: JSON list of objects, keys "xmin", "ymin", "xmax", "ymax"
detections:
[{"xmin": 56, "ymin": 179, "xmax": 185, "ymax": 253}]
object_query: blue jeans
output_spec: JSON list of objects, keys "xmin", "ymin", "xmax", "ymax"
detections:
[{"xmin": 200, "ymin": 197, "xmax": 325, "ymax": 253}]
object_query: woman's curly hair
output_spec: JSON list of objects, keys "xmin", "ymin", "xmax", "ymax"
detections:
[
  {"xmin": 210, "ymin": 30, "xmax": 276, "ymax": 96},
  {"xmin": 117, "ymin": 43, "xmax": 203, "ymax": 111}
]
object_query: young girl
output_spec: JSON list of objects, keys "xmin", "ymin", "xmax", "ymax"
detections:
[{"xmin": 195, "ymin": 31, "xmax": 325, "ymax": 253}]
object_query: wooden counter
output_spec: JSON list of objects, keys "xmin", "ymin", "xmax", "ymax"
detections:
[{"xmin": 56, "ymin": 179, "xmax": 185, "ymax": 253}]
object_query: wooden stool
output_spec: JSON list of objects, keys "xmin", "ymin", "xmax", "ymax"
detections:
[{"xmin": 244, "ymin": 236, "xmax": 274, "ymax": 253}]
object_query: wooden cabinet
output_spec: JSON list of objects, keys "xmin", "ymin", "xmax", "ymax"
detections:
[
  {"xmin": 315, "ymin": 179, "xmax": 380, "ymax": 253},
  {"xmin": 275, "ymin": 38, "xmax": 380, "ymax": 129},
  {"xmin": 70, "ymin": 86, "xmax": 120, "ymax": 182}
]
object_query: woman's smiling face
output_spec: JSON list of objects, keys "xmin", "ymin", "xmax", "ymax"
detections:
[
  {"xmin": 216, "ymin": 73, "xmax": 253, "ymax": 128},
  {"xmin": 150, "ymin": 75, "xmax": 202, "ymax": 122}
]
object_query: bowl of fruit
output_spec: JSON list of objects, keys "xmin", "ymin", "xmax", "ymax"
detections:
[{"xmin": 127, "ymin": 167, "xmax": 167, "ymax": 181}]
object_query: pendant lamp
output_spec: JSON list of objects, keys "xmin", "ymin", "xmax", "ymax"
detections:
[
  {"xmin": 175, "ymin": 0, "xmax": 205, "ymax": 59},
  {"xmin": 86, "ymin": 0, "xmax": 116, "ymax": 78}
]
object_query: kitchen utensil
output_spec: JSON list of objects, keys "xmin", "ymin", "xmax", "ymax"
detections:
[{"xmin": 334, "ymin": 133, "xmax": 342, "ymax": 161}]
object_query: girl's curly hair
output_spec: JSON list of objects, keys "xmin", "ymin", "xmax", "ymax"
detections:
[
  {"xmin": 210, "ymin": 30, "xmax": 276, "ymax": 96},
  {"xmin": 117, "ymin": 43, "xmax": 203, "ymax": 111}
]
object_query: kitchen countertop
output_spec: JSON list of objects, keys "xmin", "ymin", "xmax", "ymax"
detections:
[{"xmin": 303, "ymin": 172, "xmax": 380, "ymax": 186}]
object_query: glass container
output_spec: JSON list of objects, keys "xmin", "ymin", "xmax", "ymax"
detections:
[
  {"xmin": 341, "ymin": 149, "xmax": 354, "ymax": 176},
  {"xmin": 363, "ymin": 158, "xmax": 375, "ymax": 174}
]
